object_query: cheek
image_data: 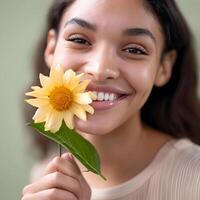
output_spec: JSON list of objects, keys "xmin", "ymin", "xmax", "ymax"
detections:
[
  {"xmin": 123, "ymin": 64, "xmax": 157, "ymax": 93},
  {"xmin": 121, "ymin": 62, "xmax": 158, "ymax": 110},
  {"xmin": 52, "ymin": 46, "xmax": 86, "ymax": 71}
]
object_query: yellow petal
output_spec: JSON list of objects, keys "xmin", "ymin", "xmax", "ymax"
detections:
[
  {"xmin": 69, "ymin": 77, "xmax": 80, "ymax": 90},
  {"xmin": 70, "ymin": 103, "xmax": 87, "ymax": 121},
  {"xmin": 76, "ymin": 73, "xmax": 84, "ymax": 79},
  {"xmin": 25, "ymin": 88, "xmax": 49, "ymax": 98},
  {"xmin": 51, "ymin": 117, "xmax": 63, "ymax": 133},
  {"xmin": 63, "ymin": 69, "xmax": 76, "ymax": 87},
  {"xmin": 50, "ymin": 65, "xmax": 64, "ymax": 85},
  {"xmin": 45, "ymin": 110, "xmax": 64, "ymax": 133},
  {"xmin": 88, "ymin": 91, "xmax": 97, "ymax": 100},
  {"xmin": 82, "ymin": 104, "xmax": 94, "ymax": 114},
  {"xmin": 39, "ymin": 73, "xmax": 51, "ymax": 88},
  {"xmin": 73, "ymin": 80, "xmax": 90, "ymax": 93},
  {"xmin": 31, "ymin": 86, "xmax": 41, "ymax": 90},
  {"xmin": 44, "ymin": 110, "xmax": 53, "ymax": 131},
  {"xmin": 25, "ymin": 98, "xmax": 49, "ymax": 108},
  {"xmin": 32, "ymin": 105, "xmax": 50, "ymax": 123},
  {"xmin": 74, "ymin": 93, "xmax": 92, "ymax": 105},
  {"xmin": 64, "ymin": 111, "xmax": 74, "ymax": 129}
]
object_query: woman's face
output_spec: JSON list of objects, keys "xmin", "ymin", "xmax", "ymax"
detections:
[{"xmin": 45, "ymin": 0, "xmax": 171, "ymax": 135}]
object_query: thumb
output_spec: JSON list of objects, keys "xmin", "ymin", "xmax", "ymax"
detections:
[{"xmin": 61, "ymin": 153, "xmax": 82, "ymax": 173}]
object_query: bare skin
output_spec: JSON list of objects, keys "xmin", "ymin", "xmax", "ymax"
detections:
[
  {"xmin": 79, "ymin": 125, "xmax": 171, "ymax": 188},
  {"xmin": 22, "ymin": 153, "xmax": 91, "ymax": 200}
]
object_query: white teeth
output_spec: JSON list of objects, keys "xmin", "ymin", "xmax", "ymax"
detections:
[
  {"xmin": 97, "ymin": 92, "xmax": 104, "ymax": 101},
  {"xmin": 109, "ymin": 93, "xmax": 115, "ymax": 101},
  {"xmin": 92, "ymin": 91, "xmax": 97, "ymax": 98},
  {"xmin": 93, "ymin": 91, "xmax": 118, "ymax": 101},
  {"xmin": 104, "ymin": 93, "xmax": 109, "ymax": 101}
]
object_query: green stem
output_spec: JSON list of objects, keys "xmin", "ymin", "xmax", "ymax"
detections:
[{"xmin": 58, "ymin": 144, "xmax": 62, "ymax": 157}]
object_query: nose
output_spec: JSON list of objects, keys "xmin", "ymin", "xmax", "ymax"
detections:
[{"xmin": 83, "ymin": 45, "xmax": 120, "ymax": 81}]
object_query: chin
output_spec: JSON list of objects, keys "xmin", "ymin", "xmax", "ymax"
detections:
[{"xmin": 74, "ymin": 117, "xmax": 116, "ymax": 136}]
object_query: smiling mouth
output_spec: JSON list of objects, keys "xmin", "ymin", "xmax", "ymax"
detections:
[
  {"xmin": 86, "ymin": 83, "xmax": 133, "ymax": 110},
  {"xmin": 92, "ymin": 91, "xmax": 129, "ymax": 101},
  {"xmin": 89, "ymin": 90, "xmax": 132, "ymax": 111}
]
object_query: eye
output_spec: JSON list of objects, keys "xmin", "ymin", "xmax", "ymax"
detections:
[
  {"xmin": 122, "ymin": 46, "xmax": 148, "ymax": 55},
  {"xmin": 66, "ymin": 35, "xmax": 91, "ymax": 45}
]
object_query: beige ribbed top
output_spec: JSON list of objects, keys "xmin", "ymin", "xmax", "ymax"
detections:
[{"xmin": 91, "ymin": 139, "xmax": 200, "ymax": 200}]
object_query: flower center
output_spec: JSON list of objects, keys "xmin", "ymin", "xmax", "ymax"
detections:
[{"xmin": 49, "ymin": 86, "xmax": 73, "ymax": 111}]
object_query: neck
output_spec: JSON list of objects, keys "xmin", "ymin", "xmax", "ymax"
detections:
[
  {"xmin": 78, "ymin": 114, "xmax": 170, "ymax": 188},
  {"xmin": 85, "ymin": 112, "xmax": 143, "ymax": 157}
]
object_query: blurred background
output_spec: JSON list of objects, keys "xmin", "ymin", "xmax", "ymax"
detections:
[{"xmin": 0, "ymin": 1, "xmax": 199, "ymax": 199}]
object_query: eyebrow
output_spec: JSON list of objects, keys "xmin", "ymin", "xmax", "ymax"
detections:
[
  {"xmin": 64, "ymin": 17, "xmax": 156, "ymax": 43},
  {"xmin": 123, "ymin": 28, "xmax": 156, "ymax": 43},
  {"xmin": 64, "ymin": 17, "xmax": 96, "ymax": 31}
]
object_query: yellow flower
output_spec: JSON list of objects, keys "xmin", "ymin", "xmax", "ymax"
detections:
[{"xmin": 25, "ymin": 65, "xmax": 95, "ymax": 133}]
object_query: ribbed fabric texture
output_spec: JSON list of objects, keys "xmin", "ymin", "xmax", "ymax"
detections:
[{"xmin": 91, "ymin": 139, "xmax": 200, "ymax": 200}]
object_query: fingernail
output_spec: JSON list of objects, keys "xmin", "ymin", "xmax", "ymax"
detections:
[
  {"xmin": 62, "ymin": 153, "xmax": 73, "ymax": 161},
  {"xmin": 68, "ymin": 153, "xmax": 74, "ymax": 161}
]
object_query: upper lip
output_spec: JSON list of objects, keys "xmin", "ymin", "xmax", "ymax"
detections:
[{"xmin": 87, "ymin": 83, "xmax": 133, "ymax": 96}]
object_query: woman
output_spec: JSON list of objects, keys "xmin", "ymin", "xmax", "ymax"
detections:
[{"xmin": 22, "ymin": 0, "xmax": 200, "ymax": 199}]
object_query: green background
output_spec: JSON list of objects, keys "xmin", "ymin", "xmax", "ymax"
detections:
[{"xmin": 0, "ymin": 1, "xmax": 199, "ymax": 199}]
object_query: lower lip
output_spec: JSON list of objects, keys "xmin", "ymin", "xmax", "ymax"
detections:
[{"xmin": 91, "ymin": 95, "xmax": 130, "ymax": 111}]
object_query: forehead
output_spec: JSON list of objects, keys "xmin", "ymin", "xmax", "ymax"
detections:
[{"xmin": 59, "ymin": 0, "xmax": 163, "ymax": 43}]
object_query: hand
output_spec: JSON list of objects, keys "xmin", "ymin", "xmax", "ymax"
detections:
[{"xmin": 22, "ymin": 153, "xmax": 91, "ymax": 200}]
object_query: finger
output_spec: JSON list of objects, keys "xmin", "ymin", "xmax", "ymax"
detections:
[
  {"xmin": 61, "ymin": 153, "xmax": 90, "ymax": 186},
  {"xmin": 62, "ymin": 153, "xmax": 82, "ymax": 174},
  {"xmin": 44, "ymin": 153, "xmax": 81, "ymax": 180},
  {"xmin": 22, "ymin": 188, "xmax": 78, "ymax": 200},
  {"xmin": 62, "ymin": 153, "xmax": 92, "ymax": 200},
  {"xmin": 23, "ymin": 171, "xmax": 81, "ymax": 199},
  {"xmin": 43, "ymin": 153, "xmax": 89, "ymax": 199}
]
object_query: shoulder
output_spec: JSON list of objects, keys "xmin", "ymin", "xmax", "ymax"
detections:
[
  {"xmin": 148, "ymin": 139, "xmax": 200, "ymax": 199},
  {"xmin": 168, "ymin": 138, "xmax": 200, "ymax": 170},
  {"xmin": 163, "ymin": 138, "xmax": 200, "ymax": 174},
  {"xmin": 158, "ymin": 139, "xmax": 200, "ymax": 195}
]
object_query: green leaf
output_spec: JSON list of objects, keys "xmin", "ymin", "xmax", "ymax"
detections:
[{"xmin": 29, "ymin": 122, "xmax": 106, "ymax": 180}]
